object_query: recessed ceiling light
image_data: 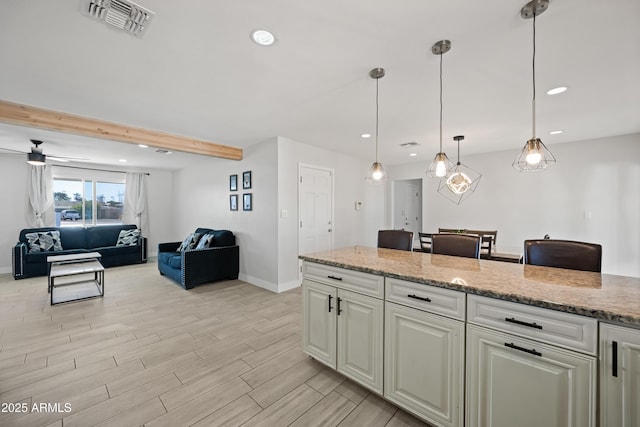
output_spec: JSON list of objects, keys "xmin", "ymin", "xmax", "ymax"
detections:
[
  {"xmin": 118, "ymin": 159, "xmax": 127, "ymax": 163},
  {"xmin": 138, "ymin": 144, "xmax": 148, "ymax": 148},
  {"xmin": 549, "ymin": 130, "xmax": 563, "ymax": 135},
  {"xmin": 361, "ymin": 133, "xmax": 371, "ymax": 139},
  {"xmin": 547, "ymin": 86, "xmax": 567, "ymax": 95},
  {"xmin": 409, "ymin": 153, "xmax": 417, "ymax": 157},
  {"xmin": 251, "ymin": 29, "xmax": 276, "ymax": 46}
]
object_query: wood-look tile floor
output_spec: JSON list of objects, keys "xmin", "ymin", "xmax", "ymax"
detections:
[{"xmin": 0, "ymin": 262, "xmax": 430, "ymax": 427}]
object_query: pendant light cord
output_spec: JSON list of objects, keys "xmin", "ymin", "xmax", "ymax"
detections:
[
  {"xmin": 375, "ymin": 76, "xmax": 379, "ymax": 162},
  {"xmin": 532, "ymin": 12, "xmax": 536, "ymax": 139},
  {"xmin": 439, "ymin": 51, "xmax": 443, "ymax": 153}
]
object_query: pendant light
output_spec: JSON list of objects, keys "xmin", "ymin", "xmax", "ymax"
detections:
[
  {"xmin": 427, "ymin": 40, "xmax": 454, "ymax": 179},
  {"xmin": 513, "ymin": 0, "xmax": 556, "ymax": 172},
  {"xmin": 438, "ymin": 135, "xmax": 482, "ymax": 205},
  {"xmin": 366, "ymin": 67, "xmax": 387, "ymax": 184}
]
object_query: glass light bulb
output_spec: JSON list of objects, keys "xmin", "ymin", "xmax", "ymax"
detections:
[
  {"xmin": 526, "ymin": 150, "xmax": 542, "ymax": 165},
  {"xmin": 435, "ymin": 160, "xmax": 447, "ymax": 177},
  {"xmin": 446, "ymin": 172, "xmax": 472, "ymax": 194},
  {"xmin": 372, "ymin": 170, "xmax": 382, "ymax": 180}
]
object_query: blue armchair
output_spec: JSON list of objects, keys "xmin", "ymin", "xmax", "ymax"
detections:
[{"xmin": 157, "ymin": 228, "xmax": 239, "ymax": 289}]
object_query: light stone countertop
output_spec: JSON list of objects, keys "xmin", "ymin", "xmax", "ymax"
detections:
[{"xmin": 299, "ymin": 246, "xmax": 640, "ymax": 327}]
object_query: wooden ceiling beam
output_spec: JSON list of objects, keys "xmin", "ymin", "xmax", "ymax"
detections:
[{"xmin": 0, "ymin": 100, "xmax": 243, "ymax": 160}]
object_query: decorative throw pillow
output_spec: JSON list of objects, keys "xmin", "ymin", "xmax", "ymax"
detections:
[
  {"xmin": 195, "ymin": 233, "xmax": 215, "ymax": 250},
  {"xmin": 116, "ymin": 229, "xmax": 141, "ymax": 246},
  {"xmin": 177, "ymin": 232, "xmax": 202, "ymax": 251},
  {"xmin": 25, "ymin": 231, "xmax": 63, "ymax": 253}
]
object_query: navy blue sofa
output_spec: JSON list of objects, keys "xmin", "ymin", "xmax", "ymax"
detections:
[
  {"xmin": 13, "ymin": 224, "xmax": 147, "ymax": 279},
  {"xmin": 157, "ymin": 228, "xmax": 239, "ymax": 289}
]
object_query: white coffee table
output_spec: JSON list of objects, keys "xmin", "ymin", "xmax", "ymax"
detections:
[{"xmin": 47, "ymin": 252, "xmax": 104, "ymax": 305}]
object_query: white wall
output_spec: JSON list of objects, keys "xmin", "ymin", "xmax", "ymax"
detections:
[
  {"xmin": 276, "ymin": 136, "xmax": 385, "ymax": 292},
  {"xmin": 388, "ymin": 133, "xmax": 640, "ymax": 277},
  {"xmin": 172, "ymin": 138, "xmax": 280, "ymax": 291},
  {"xmin": 0, "ymin": 157, "xmax": 30, "ymax": 274}
]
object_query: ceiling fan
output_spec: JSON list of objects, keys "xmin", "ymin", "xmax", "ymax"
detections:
[{"xmin": 0, "ymin": 139, "xmax": 89, "ymax": 165}]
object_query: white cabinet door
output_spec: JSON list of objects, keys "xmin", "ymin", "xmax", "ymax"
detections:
[
  {"xmin": 302, "ymin": 280, "xmax": 337, "ymax": 368},
  {"xmin": 337, "ymin": 288, "xmax": 384, "ymax": 394},
  {"xmin": 600, "ymin": 323, "xmax": 640, "ymax": 427},
  {"xmin": 466, "ymin": 324, "xmax": 596, "ymax": 427},
  {"xmin": 385, "ymin": 302, "xmax": 464, "ymax": 427}
]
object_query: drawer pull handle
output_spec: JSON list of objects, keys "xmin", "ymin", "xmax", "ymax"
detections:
[
  {"xmin": 328, "ymin": 294, "xmax": 333, "ymax": 313},
  {"xmin": 408, "ymin": 294, "xmax": 431, "ymax": 303},
  {"xmin": 505, "ymin": 342, "xmax": 542, "ymax": 357},
  {"xmin": 327, "ymin": 275, "xmax": 343, "ymax": 281},
  {"xmin": 337, "ymin": 297, "xmax": 343, "ymax": 315},
  {"xmin": 612, "ymin": 341, "xmax": 618, "ymax": 377},
  {"xmin": 505, "ymin": 317, "xmax": 543, "ymax": 329}
]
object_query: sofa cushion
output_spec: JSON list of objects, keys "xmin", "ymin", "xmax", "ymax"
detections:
[
  {"xmin": 58, "ymin": 227, "xmax": 87, "ymax": 249},
  {"xmin": 177, "ymin": 233, "xmax": 202, "ymax": 251},
  {"xmin": 86, "ymin": 224, "xmax": 137, "ymax": 248},
  {"xmin": 158, "ymin": 251, "xmax": 179, "ymax": 265},
  {"xmin": 25, "ymin": 248, "xmax": 89, "ymax": 263},
  {"xmin": 168, "ymin": 255, "xmax": 182, "ymax": 269},
  {"xmin": 95, "ymin": 245, "xmax": 140, "ymax": 257},
  {"xmin": 195, "ymin": 227, "xmax": 214, "ymax": 235},
  {"xmin": 195, "ymin": 233, "xmax": 215, "ymax": 250},
  {"xmin": 116, "ymin": 229, "xmax": 140, "ymax": 246},
  {"xmin": 212, "ymin": 230, "xmax": 235, "ymax": 247},
  {"xmin": 25, "ymin": 231, "xmax": 63, "ymax": 253}
]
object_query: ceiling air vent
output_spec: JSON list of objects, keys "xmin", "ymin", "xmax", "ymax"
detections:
[
  {"xmin": 81, "ymin": 0, "xmax": 155, "ymax": 37},
  {"xmin": 400, "ymin": 141, "xmax": 420, "ymax": 148}
]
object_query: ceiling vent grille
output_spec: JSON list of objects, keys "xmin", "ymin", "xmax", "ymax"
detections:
[{"xmin": 81, "ymin": 0, "xmax": 154, "ymax": 37}]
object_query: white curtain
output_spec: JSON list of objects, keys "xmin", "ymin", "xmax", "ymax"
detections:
[
  {"xmin": 27, "ymin": 165, "xmax": 55, "ymax": 227},
  {"xmin": 123, "ymin": 172, "xmax": 149, "ymax": 233}
]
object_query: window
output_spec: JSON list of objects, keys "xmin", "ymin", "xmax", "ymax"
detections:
[{"xmin": 53, "ymin": 169, "xmax": 125, "ymax": 227}]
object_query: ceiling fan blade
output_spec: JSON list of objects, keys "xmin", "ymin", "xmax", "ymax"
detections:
[
  {"xmin": 48, "ymin": 154, "xmax": 90, "ymax": 161},
  {"xmin": 0, "ymin": 146, "xmax": 28, "ymax": 154}
]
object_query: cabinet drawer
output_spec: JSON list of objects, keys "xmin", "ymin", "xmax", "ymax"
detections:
[
  {"xmin": 303, "ymin": 262, "xmax": 384, "ymax": 298},
  {"xmin": 467, "ymin": 295, "xmax": 597, "ymax": 355},
  {"xmin": 385, "ymin": 277, "xmax": 465, "ymax": 321}
]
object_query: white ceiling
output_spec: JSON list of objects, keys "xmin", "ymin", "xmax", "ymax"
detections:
[{"xmin": 0, "ymin": 0, "xmax": 639, "ymax": 170}]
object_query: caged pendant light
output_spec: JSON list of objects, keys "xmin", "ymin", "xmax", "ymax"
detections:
[
  {"xmin": 366, "ymin": 67, "xmax": 387, "ymax": 184},
  {"xmin": 513, "ymin": 0, "xmax": 556, "ymax": 172},
  {"xmin": 438, "ymin": 135, "xmax": 482, "ymax": 204},
  {"xmin": 427, "ymin": 40, "xmax": 454, "ymax": 179}
]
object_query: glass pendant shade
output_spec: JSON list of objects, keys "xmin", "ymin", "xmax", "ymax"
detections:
[
  {"xmin": 427, "ymin": 152, "xmax": 454, "ymax": 178},
  {"xmin": 366, "ymin": 162, "xmax": 386, "ymax": 183},
  {"xmin": 512, "ymin": 138, "xmax": 556, "ymax": 171}
]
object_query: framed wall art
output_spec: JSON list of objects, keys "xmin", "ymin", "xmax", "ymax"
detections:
[
  {"xmin": 242, "ymin": 171, "xmax": 252, "ymax": 189},
  {"xmin": 230, "ymin": 194, "xmax": 238, "ymax": 211},
  {"xmin": 243, "ymin": 193, "xmax": 252, "ymax": 211},
  {"xmin": 229, "ymin": 174, "xmax": 238, "ymax": 191}
]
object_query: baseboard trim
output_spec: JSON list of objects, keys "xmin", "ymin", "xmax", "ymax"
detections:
[
  {"xmin": 238, "ymin": 273, "xmax": 278, "ymax": 293},
  {"xmin": 278, "ymin": 279, "xmax": 301, "ymax": 293}
]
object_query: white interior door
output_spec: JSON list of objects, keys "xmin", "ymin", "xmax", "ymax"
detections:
[
  {"xmin": 299, "ymin": 164, "xmax": 334, "ymax": 255},
  {"xmin": 393, "ymin": 179, "xmax": 422, "ymax": 243}
]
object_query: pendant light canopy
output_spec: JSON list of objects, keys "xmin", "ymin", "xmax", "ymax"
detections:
[
  {"xmin": 513, "ymin": 0, "xmax": 556, "ymax": 172},
  {"xmin": 438, "ymin": 135, "xmax": 482, "ymax": 205},
  {"xmin": 427, "ymin": 40, "xmax": 454, "ymax": 179},
  {"xmin": 366, "ymin": 67, "xmax": 387, "ymax": 184}
]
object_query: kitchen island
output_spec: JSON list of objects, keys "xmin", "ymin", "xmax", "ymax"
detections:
[{"xmin": 299, "ymin": 246, "xmax": 640, "ymax": 427}]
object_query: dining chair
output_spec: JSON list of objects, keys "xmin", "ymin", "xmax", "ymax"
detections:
[
  {"xmin": 377, "ymin": 230, "xmax": 414, "ymax": 251},
  {"xmin": 417, "ymin": 232, "xmax": 432, "ymax": 252},
  {"xmin": 431, "ymin": 233, "xmax": 481, "ymax": 259},
  {"xmin": 524, "ymin": 239, "xmax": 602, "ymax": 272}
]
